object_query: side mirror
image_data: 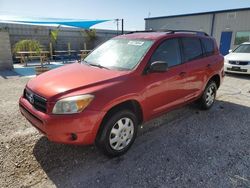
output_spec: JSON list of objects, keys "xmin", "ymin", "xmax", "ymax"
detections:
[
  {"xmin": 228, "ymin": 49, "xmax": 233, "ymax": 53},
  {"xmin": 148, "ymin": 61, "xmax": 168, "ymax": 73}
]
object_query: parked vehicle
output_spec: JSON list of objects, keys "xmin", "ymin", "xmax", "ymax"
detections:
[
  {"xmin": 224, "ymin": 42, "xmax": 250, "ymax": 74},
  {"xmin": 19, "ymin": 30, "xmax": 224, "ymax": 157}
]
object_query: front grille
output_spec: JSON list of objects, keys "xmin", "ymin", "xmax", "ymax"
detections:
[
  {"xmin": 227, "ymin": 68, "xmax": 247, "ymax": 72},
  {"xmin": 229, "ymin": 61, "xmax": 249, "ymax": 65},
  {"xmin": 20, "ymin": 104, "xmax": 44, "ymax": 125},
  {"xmin": 24, "ymin": 89, "xmax": 47, "ymax": 113}
]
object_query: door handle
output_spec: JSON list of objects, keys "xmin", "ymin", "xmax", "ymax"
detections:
[{"xmin": 179, "ymin": 72, "xmax": 186, "ymax": 77}]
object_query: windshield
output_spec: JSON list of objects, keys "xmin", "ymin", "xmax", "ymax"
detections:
[
  {"xmin": 233, "ymin": 44, "xmax": 250, "ymax": 53},
  {"xmin": 83, "ymin": 38, "xmax": 154, "ymax": 70}
]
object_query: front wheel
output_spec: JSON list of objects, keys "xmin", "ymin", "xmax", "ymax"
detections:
[
  {"xmin": 198, "ymin": 81, "xmax": 217, "ymax": 110},
  {"xmin": 96, "ymin": 110, "xmax": 138, "ymax": 157}
]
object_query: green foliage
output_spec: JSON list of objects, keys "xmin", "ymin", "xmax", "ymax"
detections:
[
  {"xmin": 80, "ymin": 29, "xmax": 96, "ymax": 42},
  {"xmin": 13, "ymin": 39, "xmax": 41, "ymax": 54},
  {"xmin": 50, "ymin": 30, "xmax": 60, "ymax": 42},
  {"xmin": 0, "ymin": 26, "xmax": 9, "ymax": 32},
  {"xmin": 83, "ymin": 29, "xmax": 96, "ymax": 42},
  {"xmin": 80, "ymin": 29, "xmax": 97, "ymax": 49}
]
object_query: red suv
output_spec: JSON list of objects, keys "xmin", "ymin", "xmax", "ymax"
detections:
[{"xmin": 19, "ymin": 30, "xmax": 224, "ymax": 156}]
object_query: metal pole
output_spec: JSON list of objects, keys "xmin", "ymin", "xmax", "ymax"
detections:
[
  {"xmin": 210, "ymin": 13, "xmax": 215, "ymax": 36},
  {"xmin": 116, "ymin": 19, "xmax": 119, "ymax": 36},
  {"xmin": 121, "ymin": 19, "xmax": 124, "ymax": 34}
]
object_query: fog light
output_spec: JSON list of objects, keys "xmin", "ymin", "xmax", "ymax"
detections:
[{"xmin": 71, "ymin": 133, "xmax": 77, "ymax": 141}]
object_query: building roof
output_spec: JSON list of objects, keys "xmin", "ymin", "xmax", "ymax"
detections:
[{"xmin": 145, "ymin": 7, "xmax": 250, "ymax": 20}]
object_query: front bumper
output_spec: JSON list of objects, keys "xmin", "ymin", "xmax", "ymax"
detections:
[
  {"xmin": 19, "ymin": 96, "xmax": 105, "ymax": 145},
  {"xmin": 224, "ymin": 62, "xmax": 250, "ymax": 74}
]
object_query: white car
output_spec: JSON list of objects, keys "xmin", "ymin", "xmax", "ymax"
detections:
[{"xmin": 224, "ymin": 42, "xmax": 250, "ymax": 74}]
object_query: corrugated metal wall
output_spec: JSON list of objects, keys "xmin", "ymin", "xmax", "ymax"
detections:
[
  {"xmin": 0, "ymin": 23, "xmax": 118, "ymax": 51},
  {"xmin": 145, "ymin": 10, "xmax": 250, "ymax": 49},
  {"xmin": 145, "ymin": 14, "xmax": 213, "ymax": 35},
  {"xmin": 213, "ymin": 10, "xmax": 250, "ymax": 48},
  {"xmin": 0, "ymin": 31, "xmax": 13, "ymax": 70}
]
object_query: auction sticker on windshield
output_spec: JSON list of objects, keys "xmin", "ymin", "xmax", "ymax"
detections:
[{"xmin": 128, "ymin": 41, "xmax": 144, "ymax": 46}]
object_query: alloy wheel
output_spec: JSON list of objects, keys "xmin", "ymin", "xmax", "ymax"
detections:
[{"xmin": 206, "ymin": 85, "xmax": 216, "ymax": 106}]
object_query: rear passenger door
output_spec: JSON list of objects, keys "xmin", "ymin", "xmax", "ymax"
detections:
[{"xmin": 181, "ymin": 37, "xmax": 208, "ymax": 101}]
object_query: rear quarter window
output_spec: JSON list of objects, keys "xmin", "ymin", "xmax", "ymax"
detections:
[
  {"xmin": 201, "ymin": 38, "xmax": 215, "ymax": 56},
  {"xmin": 182, "ymin": 37, "xmax": 203, "ymax": 62}
]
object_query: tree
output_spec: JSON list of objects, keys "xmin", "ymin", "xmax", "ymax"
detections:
[{"xmin": 80, "ymin": 29, "xmax": 96, "ymax": 49}]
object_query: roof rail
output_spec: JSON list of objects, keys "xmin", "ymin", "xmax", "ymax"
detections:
[
  {"xmin": 167, "ymin": 30, "xmax": 209, "ymax": 36},
  {"xmin": 126, "ymin": 30, "xmax": 158, "ymax": 34},
  {"xmin": 127, "ymin": 29, "xmax": 209, "ymax": 36}
]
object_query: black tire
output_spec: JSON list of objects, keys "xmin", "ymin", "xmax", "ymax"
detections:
[
  {"xmin": 96, "ymin": 110, "xmax": 138, "ymax": 157},
  {"xmin": 198, "ymin": 81, "xmax": 217, "ymax": 110}
]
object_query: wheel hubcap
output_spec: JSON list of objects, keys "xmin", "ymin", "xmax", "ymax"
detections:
[
  {"xmin": 206, "ymin": 85, "xmax": 216, "ymax": 106},
  {"xmin": 109, "ymin": 117, "xmax": 134, "ymax": 151}
]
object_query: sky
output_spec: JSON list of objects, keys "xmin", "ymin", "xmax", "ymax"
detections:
[{"xmin": 0, "ymin": 0, "xmax": 250, "ymax": 31}]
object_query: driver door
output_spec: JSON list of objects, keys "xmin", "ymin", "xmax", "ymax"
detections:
[{"xmin": 143, "ymin": 38, "xmax": 188, "ymax": 117}]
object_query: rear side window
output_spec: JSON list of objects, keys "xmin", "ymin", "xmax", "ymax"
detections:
[
  {"xmin": 182, "ymin": 38, "xmax": 203, "ymax": 62},
  {"xmin": 201, "ymin": 38, "xmax": 215, "ymax": 56},
  {"xmin": 150, "ymin": 38, "xmax": 181, "ymax": 68}
]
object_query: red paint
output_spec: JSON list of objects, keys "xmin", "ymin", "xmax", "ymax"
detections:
[{"xmin": 19, "ymin": 32, "xmax": 224, "ymax": 145}]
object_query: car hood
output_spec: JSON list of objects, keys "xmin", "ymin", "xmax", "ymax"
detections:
[
  {"xmin": 225, "ymin": 53, "xmax": 250, "ymax": 61},
  {"xmin": 27, "ymin": 63, "xmax": 129, "ymax": 99}
]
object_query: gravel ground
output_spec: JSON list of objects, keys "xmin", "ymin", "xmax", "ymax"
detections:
[{"xmin": 0, "ymin": 71, "xmax": 249, "ymax": 188}]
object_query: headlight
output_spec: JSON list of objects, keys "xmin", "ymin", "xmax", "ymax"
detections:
[
  {"xmin": 224, "ymin": 59, "xmax": 228, "ymax": 64},
  {"xmin": 52, "ymin": 94, "xmax": 94, "ymax": 114}
]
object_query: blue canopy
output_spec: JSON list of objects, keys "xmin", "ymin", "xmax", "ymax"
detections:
[{"xmin": 0, "ymin": 16, "xmax": 111, "ymax": 29}]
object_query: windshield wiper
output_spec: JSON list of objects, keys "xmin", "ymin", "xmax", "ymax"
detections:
[
  {"xmin": 88, "ymin": 63, "xmax": 110, "ymax": 70},
  {"xmin": 81, "ymin": 60, "xmax": 110, "ymax": 70}
]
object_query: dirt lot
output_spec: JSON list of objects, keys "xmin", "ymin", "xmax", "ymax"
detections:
[{"xmin": 0, "ymin": 71, "xmax": 250, "ymax": 188}]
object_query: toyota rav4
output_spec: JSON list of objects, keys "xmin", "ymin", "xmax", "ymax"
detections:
[{"xmin": 19, "ymin": 30, "xmax": 224, "ymax": 157}]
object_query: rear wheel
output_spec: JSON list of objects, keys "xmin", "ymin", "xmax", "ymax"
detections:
[
  {"xmin": 198, "ymin": 81, "xmax": 217, "ymax": 110},
  {"xmin": 96, "ymin": 110, "xmax": 138, "ymax": 157}
]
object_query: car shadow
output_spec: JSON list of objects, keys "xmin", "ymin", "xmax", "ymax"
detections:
[
  {"xmin": 0, "ymin": 69, "xmax": 21, "ymax": 79},
  {"xmin": 225, "ymin": 72, "xmax": 250, "ymax": 80},
  {"xmin": 33, "ymin": 100, "xmax": 250, "ymax": 187}
]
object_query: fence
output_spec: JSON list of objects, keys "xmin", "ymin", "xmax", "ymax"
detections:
[
  {"xmin": 0, "ymin": 30, "xmax": 13, "ymax": 70},
  {"xmin": 0, "ymin": 23, "xmax": 120, "ymax": 64}
]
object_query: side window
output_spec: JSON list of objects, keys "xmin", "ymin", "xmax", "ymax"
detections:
[
  {"xmin": 201, "ymin": 38, "xmax": 215, "ymax": 56},
  {"xmin": 150, "ymin": 38, "xmax": 181, "ymax": 68},
  {"xmin": 182, "ymin": 37, "xmax": 203, "ymax": 62}
]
